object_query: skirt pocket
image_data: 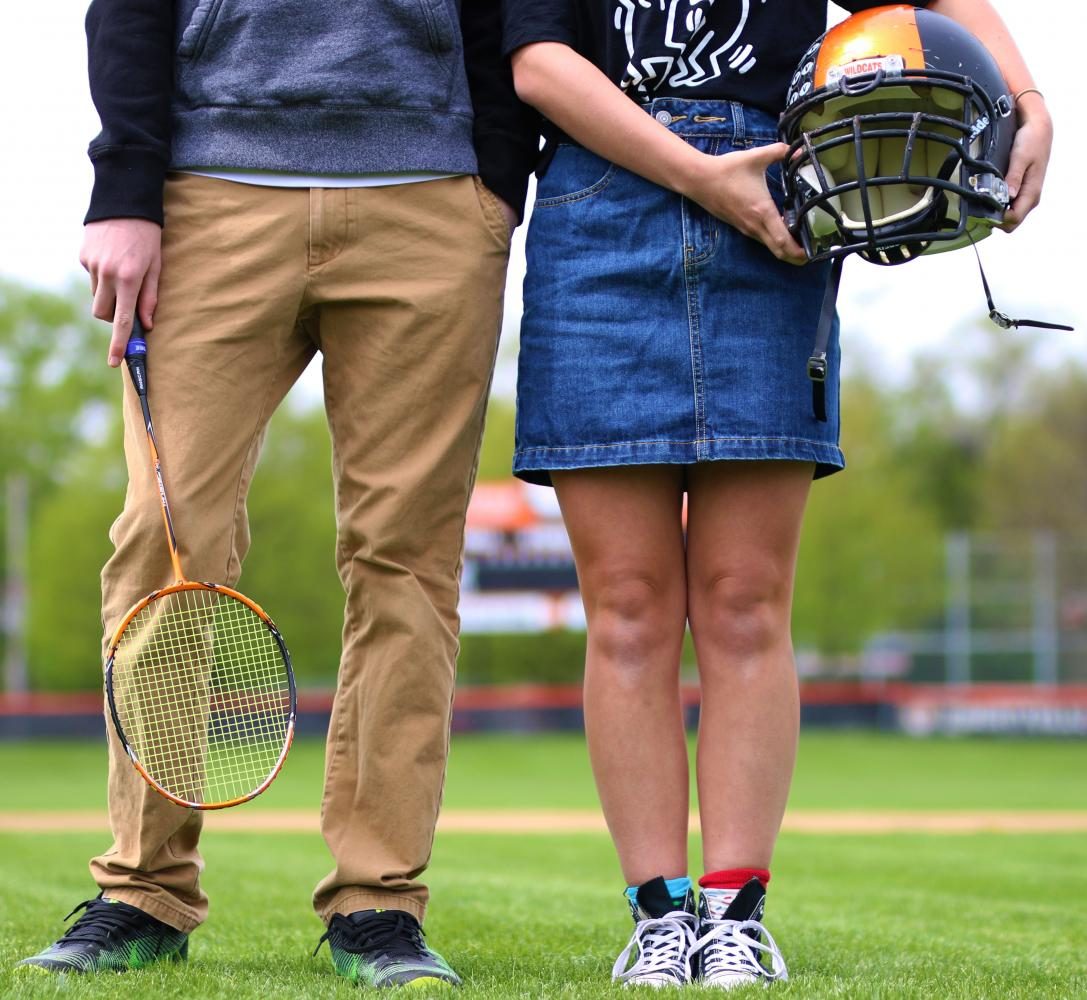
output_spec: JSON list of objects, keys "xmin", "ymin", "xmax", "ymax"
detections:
[{"xmin": 535, "ymin": 146, "xmax": 617, "ymax": 209}]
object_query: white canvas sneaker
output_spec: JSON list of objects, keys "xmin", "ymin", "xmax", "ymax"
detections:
[
  {"xmin": 691, "ymin": 878, "xmax": 788, "ymax": 989},
  {"xmin": 611, "ymin": 877, "xmax": 698, "ymax": 988}
]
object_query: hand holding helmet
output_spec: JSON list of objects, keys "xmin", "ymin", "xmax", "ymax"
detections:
[{"xmin": 1001, "ymin": 90, "xmax": 1053, "ymax": 232}]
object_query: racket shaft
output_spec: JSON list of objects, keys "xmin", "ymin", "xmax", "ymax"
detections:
[{"xmin": 124, "ymin": 316, "xmax": 183, "ymax": 581}]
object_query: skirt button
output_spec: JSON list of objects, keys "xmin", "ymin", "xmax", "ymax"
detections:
[{"xmin": 655, "ymin": 110, "xmax": 673, "ymax": 125}]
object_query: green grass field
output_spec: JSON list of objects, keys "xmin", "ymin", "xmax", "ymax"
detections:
[{"xmin": 1, "ymin": 732, "xmax": 1085, "ymax": 998}]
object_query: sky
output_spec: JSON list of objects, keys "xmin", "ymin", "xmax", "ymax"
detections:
[{"xmin": 2, "ymin": 1, "xmax": 1084, "ymax": 402}]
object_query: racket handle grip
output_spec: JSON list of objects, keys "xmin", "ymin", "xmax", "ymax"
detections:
[{"xmin": 124, "ymin": 315, "xmax": 149, "ymax": 398}]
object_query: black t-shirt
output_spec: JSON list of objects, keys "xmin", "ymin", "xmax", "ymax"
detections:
[{"xmin": 504, "ymin": 1, "xmax": 932, "ymax": 115}]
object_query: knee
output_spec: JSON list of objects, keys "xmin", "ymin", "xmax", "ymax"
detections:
[
  {"xmin": 690, "ymin": 571, "xmax": 791, "ymax": 661},
  {"xmin": 584, "ymin": 572, "xmax": 683, "ymax": 677}
]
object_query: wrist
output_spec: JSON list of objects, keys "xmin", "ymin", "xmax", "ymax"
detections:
[
  {"xmin": 1014, "ymin": 89, "xmax": 1049, "ymax": 121},
  {"xmin": 1013, "ymin": 87, "xmax": 1045, "ymax": 105},
  {"xmin": 672, "ymin": 148, "xmax": 713, "ymax": 201}
]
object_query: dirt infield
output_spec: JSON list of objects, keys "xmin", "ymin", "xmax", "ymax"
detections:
[{"xmin": 2, "ymin": 809, "xmax": 1086, "ymax": 835}]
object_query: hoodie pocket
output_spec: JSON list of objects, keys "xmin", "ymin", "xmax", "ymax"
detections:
[
  {"xmin": 178, "ymin": 0, "xmax": 228, "ymax": 62},
  {"xmin": 416, "ymin": 0, "xmax": 455, "ymax": 54},
  {"xmin": 174, "ymin": 1, "xmax": 468, "ymax": 112}
]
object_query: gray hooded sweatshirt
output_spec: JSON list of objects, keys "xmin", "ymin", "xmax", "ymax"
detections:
[{"xmin": 171, "ymin": 0, "xmax": 478, "ymax": 177}]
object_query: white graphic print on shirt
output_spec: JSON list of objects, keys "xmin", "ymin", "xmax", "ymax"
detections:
[{"xmin": 615, "ymin": 0, "xmax": 771, "ymax": 95}]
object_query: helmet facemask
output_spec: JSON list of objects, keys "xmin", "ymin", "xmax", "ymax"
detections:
[{"xmin": 783, "ymin": 69, "xmax": 1013, "ymax": 266}]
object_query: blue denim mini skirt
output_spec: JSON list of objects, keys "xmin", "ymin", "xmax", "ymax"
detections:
[{"xmin": 513, "ymin": 98, "xmax": 845, "ymax": 487}]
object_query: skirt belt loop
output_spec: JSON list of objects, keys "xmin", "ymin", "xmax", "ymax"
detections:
[{"xmin": 729, "ymin": 101, "xmax": 746, "ymax": 144}]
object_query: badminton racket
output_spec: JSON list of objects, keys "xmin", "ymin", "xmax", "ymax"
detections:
[{"xmin": 104, "ymin": 316, "xmax": 296, "ymax": 809}]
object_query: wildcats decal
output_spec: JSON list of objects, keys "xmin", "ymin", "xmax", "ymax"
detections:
[{"xmin": 826, "ymin": 54, "xmax": 905, "ymax": 85}]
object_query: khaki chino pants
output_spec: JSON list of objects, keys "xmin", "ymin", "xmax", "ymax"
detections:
[{"xmin": 91, "ymin": 173, "xmax": 511, "ymax": 932}]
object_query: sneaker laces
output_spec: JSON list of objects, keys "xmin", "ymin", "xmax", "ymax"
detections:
[
  {"xmin": 691, "ymin": 917, "xmax": 789, "ymax": 983},
  {"xmin": 612, "ymin": 911, "xmax": 697, "ymax": 984},
  {"xmin": 313, "ymin": 909, "xmax": 429, "ymax": 960},
  {"xmin": 57, "ymin": 895, "xmax": 151, "ymax": 948}
]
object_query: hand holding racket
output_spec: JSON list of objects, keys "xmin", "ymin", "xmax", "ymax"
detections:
[{"xmin": 104, "ymin": 317, "xmax": 296, "ymax": 809}]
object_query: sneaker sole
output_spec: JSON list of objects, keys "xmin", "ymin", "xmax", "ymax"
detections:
[
  {"xmin": 15, "ymin": 943, "xmax": 188, "ymax": 975},
  {"xmin": 699, "ymin": 974, "xmax": 764, "ymax": 989},
  {"xmin": 618, "ymin": 975, "xmax": 689, "ymax": 989}
]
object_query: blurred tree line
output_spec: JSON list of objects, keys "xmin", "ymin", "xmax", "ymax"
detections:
[{"xmin": 1, "ymin": 279, "xmax": 1084, "ymax": 690}]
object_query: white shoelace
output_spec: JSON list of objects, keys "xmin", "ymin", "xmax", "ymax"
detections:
[
  {"xmin": 691, "ymin": 918, "xmax": 789, "ymax": 985},
  {"xmin": 612, "ymin": 911, "xmax": 699, "ymax": 985}
]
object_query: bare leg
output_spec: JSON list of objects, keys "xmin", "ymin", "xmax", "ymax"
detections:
[
  {"xmin": 553, "ymin": 466, "xmax": 688, "ymax": 885},
  {"xmin": 684, "ymin": 461, "xmax": 813, "ymax": 872}
]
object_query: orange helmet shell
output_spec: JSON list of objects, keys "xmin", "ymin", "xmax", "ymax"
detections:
[{"xmin": 813, "ymin": 5, "xmax": 927, "ymax": 90}]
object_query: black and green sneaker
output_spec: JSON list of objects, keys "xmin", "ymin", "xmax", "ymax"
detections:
[
  {"xmin": 315, "ymin": 908, "xmax": 460, "ymax": 988},
  {"xmin": 17, "ymin": 894, "xmax": 189, "ymax": 973}
]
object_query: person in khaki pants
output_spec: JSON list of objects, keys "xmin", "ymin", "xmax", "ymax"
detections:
[{"xmin": 18, "ymin": 0, "xmax": 536, "ymax": 987}]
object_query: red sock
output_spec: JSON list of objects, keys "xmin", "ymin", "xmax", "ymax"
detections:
[{"xmin": 699, "ymin": 868, "xmax": 770, "ymax": 890}]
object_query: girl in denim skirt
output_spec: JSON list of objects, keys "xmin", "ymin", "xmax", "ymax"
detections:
[{"xmin": 504, "ymin": 0, "xmax": 1051, "ymax": 987}]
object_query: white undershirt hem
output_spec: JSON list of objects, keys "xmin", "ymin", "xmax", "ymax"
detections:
[{"xmin": 181, "ymin": 168, "xmax": 463, "ymax": 189}]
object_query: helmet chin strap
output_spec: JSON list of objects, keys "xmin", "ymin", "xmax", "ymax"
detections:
[
  {"xmin": 805, "ymin": 241, "xmax": 1074, "ymax": 425},
  {"xmin": 807, "ymin": 256, "xmax": 844, "ymax": 423},
  {"xmin": 970, "ymin": 237, "xmax": 1075, "ymax": 332}
]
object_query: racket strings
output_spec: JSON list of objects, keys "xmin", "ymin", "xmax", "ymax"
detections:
[{"xmin": 111, "ymin": 587, "xmax": 291, "ymax": 806}]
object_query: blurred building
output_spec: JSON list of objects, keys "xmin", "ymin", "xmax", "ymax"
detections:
[{"xmin": 461, "ymin": 481, "xmax": 581, "ymax": 632}]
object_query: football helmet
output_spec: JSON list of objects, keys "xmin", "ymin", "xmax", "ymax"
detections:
[{"xmin": 779, "ymin": 4, "xmax": 1016, "ymax": 266}]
